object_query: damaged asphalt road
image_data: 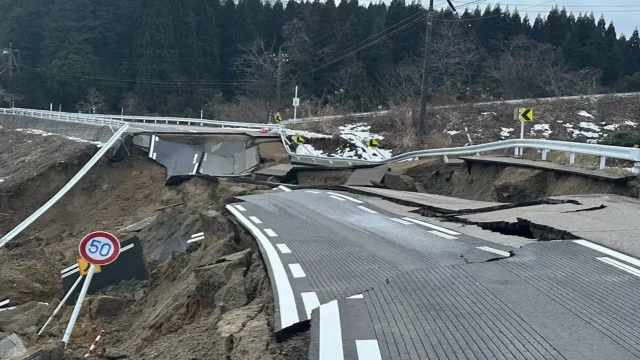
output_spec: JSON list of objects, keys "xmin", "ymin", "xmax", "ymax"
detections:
[{"xmin": 227, "ymin": 188, "xmax": 640, "ymax": 360}]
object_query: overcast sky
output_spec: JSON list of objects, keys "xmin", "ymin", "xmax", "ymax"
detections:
[{"xmin": 434, "ymin": 1, "xmax": 639, "ymax": 37}]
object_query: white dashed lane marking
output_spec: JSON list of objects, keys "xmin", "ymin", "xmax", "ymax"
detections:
[
  {"xmin": 276, "ymin": 244, "xmax": 292, "ymax": 254},
  {"xmin": 389, "ymin": 218, "xmax": 412, "ymax": 225},
  {"xmin": 403, "ymin": 217, "xmax": 460, "ymax": 235},
  {"xmin": 598, "ymin": 257, "xmax": 640, "ymax": 277},
  {"xmin": 357, "ymin": 206, "xmax": 378, "ymax": 214},
  {"xmin": 264, "ymin": 229, "xmax": 278, "ymax": 237},
  {"xmin": 476, "ymin": 246, "xmax": 511, "ymax": 257},
  {"xmin": 330, "ymin": 195, "xmax": 346, "ymax": 201},
  {"xmin": 429, "ymin": 230, "xmax": 457, "ymax": 240},
  {"xmin": 233, "ymin": 204, "xmax": 247, "ymax": 212},
  {"xmin": 301, "ymin": 292, "xmax": 320, "ymax": 319},
  {"xmin": 289, "ymin": 263, "xmax": 306, "ymax": 278},
  {"xmin": 249, "ymin": 216, "xmax": 262, "ymax": 224},
  {"xmin": 326, "ymin": 192, "xmax": 364, "ymax": 204}
]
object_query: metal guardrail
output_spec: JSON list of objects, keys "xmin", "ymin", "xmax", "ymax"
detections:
[
  {"xmin": 0, "ymin": 123, "xmax": 130, "ymax": 248},
  {"xmin": 284, "ymin": 135, "xmax": 640, "ymax": 173},
  {"xmin": 1, "ymin": 108, "xmax": 280, "ymax": 130}
]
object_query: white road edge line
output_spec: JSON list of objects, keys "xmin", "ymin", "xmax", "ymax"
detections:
[
  {"xmin": 326, "ymin": 192, "xmax": 364, "ymax": 204},
  {"xmin": 190, "ymin": 232, "xmax": 204, "ymax": 238},
  {"xmin": 233, "ymin": 204, "xmax": 247, "ymax": 212},
  {"xmin": 226, "ymin": 205, "xmax": 299, "ymax": 328},
  {"xmin": 598, "ymin": 257, "xmax": 640, "ymax": 277},
  {"xmin": 289, "ymin": 263, "xmax": 306, "ymax": 278},
  {"xmin": 187, "ymin": 236, "xmax": 204, "ymax": 243},
  {"xmin": 429, "ymin": 230, "xmax": 457, "ymax": 240},
  {"xmin": 264, "ymin": 229, "xmax": 278, "ymax": 237},
  {"xmin": 329, "ymin": 195, "xmax": 346, "ymax": 201},
  {"xmin": 403, "ymin": 217, "xmax": 460, "ymax": 235},
  {"xmin": 306, "ymin": 190, "xmax": 321, "ymax": 194},
  {"xmin": 120, "ymin": 244, "xmax": 134, "ymax": 252},
  {"xmin": 574, "ymin": 239, "xmax": 640, "ymax": 268},
  {"xmin": 0, "ymin": 299, "xmax": 9, "ymax": 307},
  {"xmin": 347, "ymin": 294, "xmax": 364, "ymax": 299},
  {"xmin": 276, "ymin": 244, "xmax": 291, "ymax": 254},
  {"xmin": 61, "ymin": 268, "xmax": 80, "ymax": 278},
  {"xmin": 356, "ymin": 340, "xmax": 383, "ymax": 360},
  {"xmin": 0, "ymin": 306, "xmax": 16, "ymax": 312},
  {"xmin": 319, "ymin": 300, "xmax": 344, "ymax": 360},
  {"xmin": 357, "ymin": 206, "xmax": 378, "ymax": 214},
  {"xmin": 148, "ymin": 135, "xmax": 156, "ymax": 158},
  {"xmin": 61, "ymin": 263, "xmax": 78, "ymax": 274},
  {"xmin": 389, "ymin": 218, "xmax": 412, "ymax": 225},
  {"xmin": 249, "ymin": 216, "xmax": 262, "ymax": 224},
  {"xmin": 192, "ymin": 153, "xmax": 198, "ymax": 164},
  {"xmin": 476, "ymin": 246, "xmax": 511, "ymax": 257},
  {"xmin": 301, "ymin": 292, "xmax": 320, "ymax": 319},
  {"xmin": 278, "ymin": 185, "xmax": 292, "ymax": 192}
]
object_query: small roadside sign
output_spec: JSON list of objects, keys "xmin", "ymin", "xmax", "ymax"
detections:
[
  {"xmin": 78, "ymin": 231, "xmax": 121, "ymax": 266},
  {"xmin": 77, "ymin": 258, "xmax": 101, "ymax": 276},
  {"xmin": 365, "ymin": 139, "xmax": 380, "ymax": 148},
  {"xmin": 274, "ymin": 113, "xmax": 283, "ymax": 123},
  {"xmin": 293, "ymin": 135, "xmax": 305, "ymax": 145},
  {"xmin": 519, "ymin": 108, "xmax": 533, "ymax": 122},
  {"xmin": 293, "ymin": 98, "xmax": 300, "ymax": 107}
]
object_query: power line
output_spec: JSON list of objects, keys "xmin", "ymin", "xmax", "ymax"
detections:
[{"xmin": 434, "ymin": 0, "xmax": 556, "ymax": 21}]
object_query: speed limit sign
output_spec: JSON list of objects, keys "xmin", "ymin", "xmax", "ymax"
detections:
[{"xmin": 78, "ymin": 231, "xmax": 121, "ymax": 266}]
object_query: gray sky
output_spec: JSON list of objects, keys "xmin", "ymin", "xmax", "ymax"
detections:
[{"xmin": 436, "ymin": 1, "xmax": 639, "ymax": 37}]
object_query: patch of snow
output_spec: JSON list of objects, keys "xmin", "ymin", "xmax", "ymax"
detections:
[
  {"xmin": 500, "ymin": 127, "xmax": 514, "ymax": 138},
  {"xmin": 563, "ymin": 123, "xmax": 574, "ymax": 128},
  {"xmin": 285, "ymin": 130, "xmax": 332, "ymax": 139},
  {"xmin": 604, "ymin": 124, "xmax": 620, "ymax": 131},
  {"xmin": 445, "ymin": 130, "xmax": 460, "ymax": 135},
  {"xmin": 577, "ymin": 110, "xmax": 594, "ymax": 118},
  {"xmin": 0, "ymin": 179, "xmax": 4, "ymax": 183},
  {"xmin": 530, "ymin": 123, "xmax": 552, "ymax": 136},
  {"xmin": 579, "ymin": 122, "xmax": 601, "ymax": 132},
  {"xmin": 625, "ymin": 121, "xmax": 638, "ymax": 127},
  {"xmin": 295, "ymin": 144, "xmax": 325, "ymax": 157},
  {"xmin": 481, "ymin": 112, "xmax": 496, "ymax": 115},
  {"xmin": 587, "ymin": 139, "xmax": 599, "ymax": 144},
  {"xmin": 14, "ymin": 128, "xmax": 102, "ymax": 146},
  {"xmin": 337, "ymin": 122, "xmax": 389, "ymax": 160},
  {"xmin": 556, "ymin": 120, "xmax": 563, "ymax": 123}
]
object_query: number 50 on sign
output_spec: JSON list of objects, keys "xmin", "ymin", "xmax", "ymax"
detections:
[{"xmin": 78, "ymin": 231, "xmax": 121, "ymax": 266}]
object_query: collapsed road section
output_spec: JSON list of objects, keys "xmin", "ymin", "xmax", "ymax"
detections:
[{"xmin": 228, "ymin": 188, "xmax": 640, "ymax": 360}]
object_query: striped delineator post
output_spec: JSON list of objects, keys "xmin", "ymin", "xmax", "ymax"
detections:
[{"xmin": 84, "ymin": 330, "xmax": 105, "ymax": 358}]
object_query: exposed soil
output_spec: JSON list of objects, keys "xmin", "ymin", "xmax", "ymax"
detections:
[{"xmin": 0, "ymin": 130, "xmax": 307, "ymax": 359}]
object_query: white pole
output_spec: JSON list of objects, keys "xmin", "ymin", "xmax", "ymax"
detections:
[
  {"xmin": 50, "ymin": 103, "xmax": 53, "ymax": 111},
  {"xmin": 519, "ymin": 120, "xmax": 524, "ymax": 157},
  {"xmin": 38, "ymin": 275, "xmax": 83, "ymax": 335},
  {"xmin": 62, "ymin": 265, "xmax": 96, "ymax": 346},
  {"xmin": 200, "ymin": 109, "xmax": 203, "ymax": 119},
  {"xmin": 293, "ymin": 86, "xmax": 298, "ymax": 124}
]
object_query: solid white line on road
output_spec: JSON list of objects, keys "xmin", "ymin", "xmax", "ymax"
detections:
[
  {"xmin": 0, "ymin": 299, "xmax": 9, "ymax": 307},
  {"xmin": 278, "ymin": 185, "xmax": 292, "ymax": 192},
  {"xmin": 574, "ymin": 240, "xmax": 640, "ymax": 268},
  {"xmin": 249, "ymin": 216, "xmax": 262, "ymax": 224},
  {"xmin": 192, "ymin": 153, "xmax": 198, "ymax": 164},
  {"xmin": 289, "ymin": 263, "xmax": 306, "ymax": 278},
  {"xmin": 264, "ymin": 229, "xmax": 278, "ymax": 237},
  {"xmin": 306, "ymin": 190, "xmax": 322, "ymax": 194},
  {"xmin": 327, "ymin": 192, "xmax": 364, "ymax": 204},
  {"xmin": 120, "ymin": 244, "xmax": 134, "ymax": 252},
  {"xmin": 61, "ymin": 267, "xmax": 80, "ymax": 278},
  {"xmin": 357, "ymin": 206, "xmax": 378, "ymax": 214},
  {"xmin": 191, "ymin": 232, "xmax": 204, "ymax": 238},
  {"xmin": 61, "ymin": 263, "xmax": 78, "ymax": 274},
  {"xmin": 203, "ymin": 153, "xmax": 207, "ymax": 162},
  {"xmin": 301, "ymin": 292, "xmax": 320, "ymax": 319},
  {"xmin": 356, "ymin": 340, "xmax": 383, "ymax": 360},
  {"xmin": 429, "ymin": 230, "xmax": 457, "ymax": 240},
  {"xmin": 226, "ymin": 205, "xmax": 299, "ymax": 328},
  {"xmin": 148, "ymin": 135, "xmax": 157, "ymax": 158},
  {"xmin": 390, "ymin": 218, "xmax": 412, "ymax": 225},
  {"xmin": 597, "ymin": 257, "xmax": 640, "ymax": 277},
  {"xmin": 319, "ymin": 300, "xmax": 344, "ymax": 360},
  {"xmin": 476, "ymin": 246, "xmax": 511, "ymax": 257},
  {"xmin": 347, "ymin": 294, "xmax": 364, "ymax": 299},
  {"xmin": 191, "ymin": 162, "xmax": 199, "ymax": 175},
  {"xmin": 0, "ymin": 306, "xmax": 16, "ymax": 312},
  {"xmin": 276, "ymin": 244, "xmax": 291, "ymax": 254},
  {"xmin": 233, "ymin": 204, "xmax": 246, "ymax": 212},
  {"xmin": 403, "ymin": 217, "xmax": 460, "ymax": 235},
  {"xmin": 330, "ymin": 195, "xmax": 346, "ymax": 201},
  {"xmin": 187, "ymin": 236, "xmax": 204, "ymax": 243}
]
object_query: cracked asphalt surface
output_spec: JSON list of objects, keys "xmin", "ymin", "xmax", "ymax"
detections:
[{"xmin": 228, "ymin": 189, "xmax": 640, "ymax": 360}]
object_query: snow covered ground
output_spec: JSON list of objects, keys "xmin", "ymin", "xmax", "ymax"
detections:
[{"xmin": 15, "ymin": 128, "xmax": 103, "ymax": 146}]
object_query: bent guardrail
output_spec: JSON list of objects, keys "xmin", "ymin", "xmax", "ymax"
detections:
[
  {"xmin": 0, "ymin": 123, "xmax": 130, "ymax": 248},
  {"xmin": 283, "ymin": 135, "xmax": 640, "ymax": 173}
]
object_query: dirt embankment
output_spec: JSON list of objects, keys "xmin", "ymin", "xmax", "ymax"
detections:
[
  {"xmin": 388, "ymin": 158, "xmax": 640, "ymax": 202},
  {"xmin": 0, "ymin": 130, "xmax": 307, "ymax": 359}
]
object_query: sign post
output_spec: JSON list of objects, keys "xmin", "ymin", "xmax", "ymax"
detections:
[
  {"xmin": 62, "ymin": 232, "xmax": 120, "ymax": 346},
  {"xmin": 515, "ymin": 108, "xmax": 533, "ymax": 158},
  {"xmin": 293, "ymin": 86, "xmax": 300, "ymax": 125}
]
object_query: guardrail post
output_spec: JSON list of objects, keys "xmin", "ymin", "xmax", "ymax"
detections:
[
  {"xmin": 599, "ymin": 156, "xmax": 606, "ymax": 170},
  {"xmin": 542, "ymin": 149, "xmax": 549, "ymax": 161},
  {"xmin": 569, "ymin": 152, "xmax": 576, "ymax": 165},
  {"xmin": 634, "ymin": 162, "xmax": 640, "ymax": 175},
  {"xmin": 443, "ymin": 155, "xmax": 449, "ymax": 163}
]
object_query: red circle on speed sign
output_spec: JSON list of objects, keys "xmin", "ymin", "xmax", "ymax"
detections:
[{"xmin": 78, "ymin": 231, "xmax": 121, "ymax": 266}]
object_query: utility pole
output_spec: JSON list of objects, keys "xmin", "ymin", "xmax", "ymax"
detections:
[
  {"xmin": 2, "ymin": 42, "xmax": 19, "ymax": 76},
  {"xmin": 417, "ymin": 0, "xmax": 457, "ymax": 136},
  {"xmin": 417, "ymin": 0, "xmax": 434, "ymax": 136},
  {"xmin": 273, "ymin": 46, "xmax": 288, "ymax": 107}
]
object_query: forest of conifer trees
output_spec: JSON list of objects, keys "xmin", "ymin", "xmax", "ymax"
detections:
[{"xmin": 0, "ymin": 0, "xmax": 638, "ymax": 118}]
